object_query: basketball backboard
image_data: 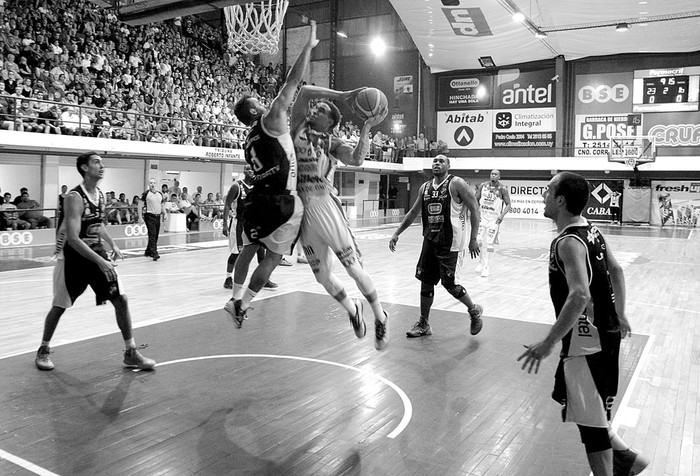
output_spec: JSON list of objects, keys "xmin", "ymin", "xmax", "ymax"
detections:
[{"xmin": 608, "ymin": 135, "xmax": 657, "ymax": 168}]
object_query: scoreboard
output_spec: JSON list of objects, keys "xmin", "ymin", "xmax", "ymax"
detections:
[{"xmin": 633, "ymin": 66, "xmax": 700, "ymax": 112}]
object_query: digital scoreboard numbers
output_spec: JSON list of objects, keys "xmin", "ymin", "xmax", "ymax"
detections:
[{"xmin": 633, "ymin": 66, "xmax": 700, "ymax": 112}]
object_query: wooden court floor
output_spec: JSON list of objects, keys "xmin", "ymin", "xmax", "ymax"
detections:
[{"xmin": 0, "ymin": 219, "xmax": 698, "ymax": 475}]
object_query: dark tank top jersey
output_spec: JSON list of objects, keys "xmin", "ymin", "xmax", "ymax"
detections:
[
  {"xmin": 421, "ymin": 175, "xmax": 460, "ymax": 247},
  {"xmin": 549, "ymin": 222, "xmax": 620, "ymax": 355},
  {"xmin": 56, "ymin": 185, "xmax": 106, "ymax": 246},
  {"xmin": 244, "ymin": 118, "xmax": 296, "ymax": 194}
]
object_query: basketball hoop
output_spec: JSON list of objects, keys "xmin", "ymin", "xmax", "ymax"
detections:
[{"xmin": 224, "ymin": 0, "xmax": 289, "ymax": 55}]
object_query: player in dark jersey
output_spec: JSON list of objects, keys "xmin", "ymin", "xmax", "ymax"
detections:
[
  {"xmin": 221, "ymin": 165, "xmax": 276, "ymax": 290},
  {"xmin": 223, "ymin": 21, "xmax": 318, "ymax": 328},
  {"xmin": 35, "ymin": 151, "xmax": 155, "ymax": 372},
  {"xmin": 518, "ymin": 172, "xmax": 648, "ymax": 476},
  {"xmin": 389, "ymin": 154, "xmax": 483, "ymax": 338}
]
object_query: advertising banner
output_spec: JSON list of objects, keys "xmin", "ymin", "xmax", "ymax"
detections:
[
  {"xmin": 500, "ymin": 180, "xmax": 549, "ymax": 220},
  {"xmin": 493, "ymin": 68, "xmax": 556, "ymax": 109},
  {"xmin": 437, "ymin": 110, "xmax": 492, "ymax": 149},
  {"xmin": 437, "ymin": 74, "xmax": 493, "ymax": 110},
  {"xmin": 650, "ymin": 181, "xmax": 700, "ymax": 227},
  {"xmin": 582, "ymin": 180, "xmax": 624, "ymax": 221},
  {"xmin": 574, "ymin": 114, "xmax": 643, "ymax": 157},
  {"xmin": 643, "ymin": 111, "xmax": 700, "ymax": 155},
  {"xmin": 393, "ymin": 75, "xmax": 415, "ymax": 112},
  {"xmin": 492, "ymin": 108, "xmax": 556, "ymax": 148},
  {"xmin": 575, "ymin": 72, "xmax": 633, "ymax": 114}
]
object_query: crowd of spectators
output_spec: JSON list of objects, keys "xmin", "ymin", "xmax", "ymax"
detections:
[
  {"xmin": 0, "ymin": 0, "xmax": 284, "ymax": 146},
  {"xmin": 0, "ymin": 186, "xmax": 52, "ymax": 229}
]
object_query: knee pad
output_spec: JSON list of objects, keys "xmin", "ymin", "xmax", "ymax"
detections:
[
  {"xmin": 420, "ymin": 283, "xmax": 434, "ymax": 299},
  {"xmin": 577, "ymin": 425, "xmax": 611, "ymax": 453},
  {"xmin": 445, "ymin": 284, "xmax": 466, "ymax": 299}
]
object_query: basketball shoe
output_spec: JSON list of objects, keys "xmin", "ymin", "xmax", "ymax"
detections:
[
  {"xmin": 406, "ymin": 319, "xmax": 432, "ymax": 337},
  {"xmin": 224, "ymin": 298, "xmax": 247, "ymax": 328},
  {"xmin": 35, "ymin": 345, "xmax": 54, "ymax": 371},
  {"xmin": 263, "ymin": 280, "xmax": 278, "ymax": 289},
  {"xmin": 480, "ymin": 266, "xmax": 490, "ymax": 278},
  {"xmin": 123, "ymin": 346, "xmax": 156, "ymax": 370},
  {"xmin": 613, "ymin": 448, "xmax": 650, "ymax": 476},
  {"xmin": 279, "ymin": 257, "xmax": 293, "ymax": 266},
  {"xmin": 469, "ymin": 304, "xmax": 483, "ymax": 335},
  {"xmin": 349, "ymin": 298, "xmax": 366, "ymax": 338},
  {"xmin": 375, "ymin": 311, "xmax": 389, "ymax": 350}
]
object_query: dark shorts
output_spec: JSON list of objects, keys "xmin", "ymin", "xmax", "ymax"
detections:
[
  {"xmin": 53, "ymin": 242, "xmax": 122, "ymax": 308},
  {"xmin": 415, "ymin": 239, "xmax": 459, "ymax": 287},
  {"xmin": 242, "ymin": 192, "xmax": 303, "ymax": 255}
]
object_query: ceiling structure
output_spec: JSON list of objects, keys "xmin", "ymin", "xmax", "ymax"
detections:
[
  {"xmin": 95, "ymin": 1, "xmax": 700, "ymax": 72},
  {"xmin": 388, "ymin": 0, "xmax": 700, "ymax": 72}
]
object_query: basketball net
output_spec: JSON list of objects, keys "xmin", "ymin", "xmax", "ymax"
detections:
[{"xmin": 224, "ymin": 0, "xmax": 289, "ymax": 55}]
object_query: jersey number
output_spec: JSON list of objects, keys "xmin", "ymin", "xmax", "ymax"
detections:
[{"xmin": 249, "ymin": 147, "xmax": 263, "ymax": 172}]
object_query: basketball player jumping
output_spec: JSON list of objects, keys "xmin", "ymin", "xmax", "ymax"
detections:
[
  {"xmin": 290, "ymin": 85, "xmax": 390, "ymax": 350},
  {"xmin": 224, "ymin": 21, "xmax": 318, "ymax": 327},
  {"xmin": 518, "ymin": 172, "xmax": 648, "ymax": 476},
  {"xmin": 35, "ymin": 151, "xmax": 155, "ymax": 371},
  {"xmin": 389, "ymin": 154, "xmax": 483, "ymax": 338},
  {"xmin": 475, "ymin": 169, "xmax": 510, "ymax": 277}
]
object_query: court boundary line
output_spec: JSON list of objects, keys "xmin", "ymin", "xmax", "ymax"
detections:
[
  {"xmin": 143, "ymin": 353, "xmax": 412, "ymax": 439},
  {"xmin": 0, "ymin": 448, "xmax": 60, "ymax": 476}
]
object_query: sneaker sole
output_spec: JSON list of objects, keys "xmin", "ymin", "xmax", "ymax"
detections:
[
  {"xmin": 406, "ymin": 329, "xmax": 432, "ymax": 337},
  {"xmin": 351, "ymin": 299, "xmax": 366, "ymax": 338}
]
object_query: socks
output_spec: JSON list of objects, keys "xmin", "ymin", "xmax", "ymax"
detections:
[
  {"xmin": 241, "ymin": 288, "xmax": 257, "ymax": 310},
  {"xmin": 41, "ymin": 340, "xmax": 50, "ymax": 348},
  {"xmin": 124, "ymin": 338, "xmax": 136, "ymax": 349},
  {"xmin": 233, "ymin": 282, "xmax": 244, "ymax": 300}
]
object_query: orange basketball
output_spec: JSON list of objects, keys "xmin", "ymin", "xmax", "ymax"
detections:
[{"xmin": 353, "ymin": 88, "xmax": 388, "ymax": 120}]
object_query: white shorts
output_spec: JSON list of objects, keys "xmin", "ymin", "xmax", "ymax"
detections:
[
  {"xmin": 227, "ymin": 216, "xmax": 240, "ymax": 253},
  {"xmin": 300, "ymin": 195, "xmax": 361, "ymax": 272},
  {"xmin": 477, "ymin": 220, "xmax": 499, "ymax": 247},
  {"xmin": 561, "ymin": 356, "xmax": 609, "ymax": 428}
]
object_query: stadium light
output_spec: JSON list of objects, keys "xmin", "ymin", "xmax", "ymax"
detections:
[{"xmin": 370, "ymin": 37, "xmax": 387, "ymax": 56}]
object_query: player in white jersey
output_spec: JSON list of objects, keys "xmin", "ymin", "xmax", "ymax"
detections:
[
  {"xmin": 291, "ymin": 85, "xmax": 389, "ymax": 350},
  {"xmin": 475, "ymin": 169, "xmax": 511, "ymax": 277}
]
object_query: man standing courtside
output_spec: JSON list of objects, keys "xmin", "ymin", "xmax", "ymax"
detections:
[
  {"xmin": 290, "ymin": 84, "xmax": 390, "ymax": 350},
  {"xmin": 389, "ymin": 154, "xmax": 483, "ymax": 338},
  {"xmin": 141, "ymin": 178, "xmax": 166, "ymax": 260},
  {"xmin": 474, "ymin": 169, "xmax": 510, "ymax": 277},
  {"xmin": 224, "ymin": 21, "xmax": 318, "ymax": 327},
  {"xmin": 518, "ymin": 172, "xmax": 648, "ymax": 476},
  {"xmin": 35, "ymin": 151, "xmax": 155, "ymax": 371}
]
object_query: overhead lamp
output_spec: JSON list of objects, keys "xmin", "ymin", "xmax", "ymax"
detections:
[
  {"xmin": 478, "ymin": 56, "xmax": 496, "ymax": 68},
  {"xmin": 615, "ymin": 23, "xmax": 630, "ymax": 32}
]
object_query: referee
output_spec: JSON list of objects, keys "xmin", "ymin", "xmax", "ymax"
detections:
[{"xmin": 141, "ymin": 178, "xmax": 166, "ymax": 261}]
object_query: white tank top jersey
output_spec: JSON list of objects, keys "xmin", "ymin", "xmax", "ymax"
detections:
[
  {"xmin": 294, "ymin": 125, "xmax": 336, "ymax": 206},
  {"xmin": 479, "ymin": 182, "xmax": 504, "ymax": 222}
]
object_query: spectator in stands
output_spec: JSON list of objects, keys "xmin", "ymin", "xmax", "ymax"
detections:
[
  {"xmin": 16, "ymin": 98, "xmax": 43, "ymax": 132},
  {"xmin": 16, "ymin": 189, "xmax": 51, "ymax": 228},
  {"xmin": 416, "ymin": 132, "xmax": 428, "ymax": 157},
  {"xmin": 130, "ymin": 195, "xmax": 141, "ymax": 223},
  {"xmin": 1, "ymin": 191, "xmax": 30, "ymax": 230},
  {"xmin": 166, "ymin": 193, "xmax": 182, "ymax": 213},
  {"xmin": 38, "ymin": 102, "xmax": 62, "ymax": 134},
  {"xmin": 0, "ymin": 82, "xmax": 16, "ymax": 130},
  {"xmin": 115, "ymin": 192, "xmax": 131, "ymax": 224}
]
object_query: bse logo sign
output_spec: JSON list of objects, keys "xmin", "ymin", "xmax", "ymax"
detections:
[
  {"xmin": 440, "ymin": 3, "xmax": 492, "ymax": 37},
  {"xmin": 0, "ymin": 231, "xmax": 33, "ymax": 247},
  {"xmin": 124, "ymin": 224, "xmax": 148, "ymax": 237},
  {"xmin": 578, "ymin": 84, "xmax": 629, "ymax": 104}
]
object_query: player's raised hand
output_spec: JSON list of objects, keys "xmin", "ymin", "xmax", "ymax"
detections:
[
  {"xmin": 307, "ymin": 20, "xmax": 319, "ymax": 48},
  {"xmin": 365, "ymin": 105, "xmax": 388, "ymax": 128}
]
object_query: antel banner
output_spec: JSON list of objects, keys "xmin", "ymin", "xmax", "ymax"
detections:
[
  {"xmin": 437, "ymin": 110, "xmax": 492, "ymax": 149},
  {"xmin": 437, "ymin": 74, "xmax": 493, "ymax": 110},
  {"xmin": 574, "ymin": 114, "xmax": 643, "ymax": 157},
  {"xmin": 493, "ymin": 68, "xmax": 556, "ymax": 109},
  {"xmin": 575, "ymin": 72, "xmax": 633, "ymax": 114}
]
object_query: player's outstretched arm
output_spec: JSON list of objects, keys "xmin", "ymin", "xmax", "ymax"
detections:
[
  {"xmin": 222, "ymin": 182, "xmax": 240, "ymax": 237},
  {"xmin": 606, "ymin": 243, "xmax": 631, "ymax": 336},
  {"xmin": 453, "ymin": 178, "xmax": 481, "ymax": 257},
  {"xmin": 389, "ymin": 184, "xmax": 425, "ymax": 252},
  {"xmin": 265, "ymin": 21, "xmax": 318, "ymax": 135}
]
